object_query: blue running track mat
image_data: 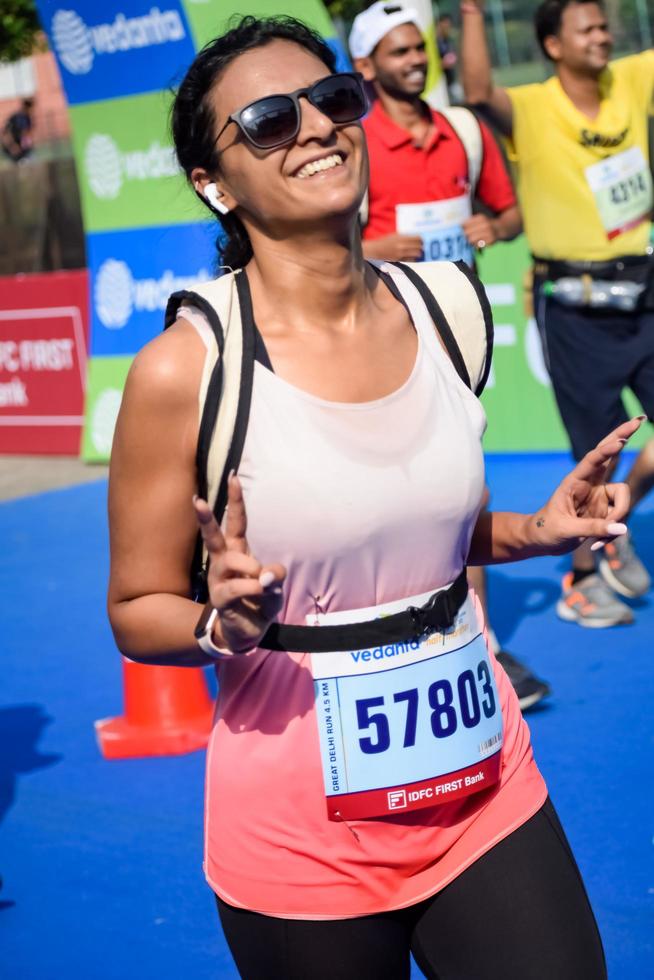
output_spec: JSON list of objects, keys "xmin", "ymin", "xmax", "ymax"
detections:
[{"xmin": 1, "ymin": 454, "xmax": 652, "ymax": 979}]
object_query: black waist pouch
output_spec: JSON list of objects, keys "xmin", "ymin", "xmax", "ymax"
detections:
[
  {"xmin": 533, "ymin": 253, "xmax": 654, "ymax": 311},
  {"xmin": 634, "ymin": 258, "xmax": 654, "ymax": 311}
]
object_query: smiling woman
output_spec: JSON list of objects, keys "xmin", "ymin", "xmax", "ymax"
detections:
[
  {"xmin": 170, "ymin": 17, "xmax": 367, "ymax": 270},
  {"xmin": 106, "ymin": 14, "xmax": 630, "ymax": 980}
]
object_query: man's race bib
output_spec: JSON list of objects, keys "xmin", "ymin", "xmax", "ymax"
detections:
[
  {"xmin": 310, "ymin": 589, "xmax": 503, "ymax": 821},
  {"xmin": 585, "ymin": 146, "xmax": 653, "ymax": 240},
  {"xmin": 396, "ymin": 196, "xmax": 473, "ymax": 265}
]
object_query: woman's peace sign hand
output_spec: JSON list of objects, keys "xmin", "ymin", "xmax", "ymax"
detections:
[
  {"xmin": 528, "ymin": 417, "xmax": 643, "ymax": 556},
  {"xmin": 193, "ymin": 474, "xmax": 286, "ymax": 654}
]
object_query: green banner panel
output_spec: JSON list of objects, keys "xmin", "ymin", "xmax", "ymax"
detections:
[
  {"xmin": 478, "ymin": 237, "xmax": 567, "ymax": 452},
  {"xmin": 82, "ymin": 355, "xmax": 133, "ymax": 461},
  {"xmin": 70, "ymin": 92, "xmax": 205, "ymax": 232},
  {"xmin": 182, "ymin": 0, "xmax": 335, "ymax": 49},
  {"xmin": 478, "ymin": 237, "xmax": 648, "ymax": 452}
]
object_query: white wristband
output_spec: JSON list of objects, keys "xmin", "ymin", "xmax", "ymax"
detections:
[
  {"xmin": 194, "ymin": 605, "xmax": 225, "ymax": 657},
  {"xmin": 194, "ymin": 602, "xmax": 258, "ymax": 658}
]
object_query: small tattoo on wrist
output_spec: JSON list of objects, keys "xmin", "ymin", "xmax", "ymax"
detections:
[{"xmin": 536, "ymin": 517, "xmax": 545, "ymax": 527}]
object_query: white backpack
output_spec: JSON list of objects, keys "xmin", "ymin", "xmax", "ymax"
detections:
[{"xmin": 440, "ymin": 106, "xmax": 484, "ymax": 192}]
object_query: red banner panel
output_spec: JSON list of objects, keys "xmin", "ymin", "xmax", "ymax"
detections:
[{"xmin": 0, "ymin": 270, "xmax": 89, "ymax": 454}]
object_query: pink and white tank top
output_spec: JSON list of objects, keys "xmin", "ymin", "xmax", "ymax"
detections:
[{"xmin": 180, "ymin": 262, "xmax": 547, "ymax": 919}]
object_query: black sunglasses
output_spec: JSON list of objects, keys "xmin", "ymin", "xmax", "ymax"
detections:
[{"xmin": 214, "ymin": 72, "xmax": 368, "ymax": 151}]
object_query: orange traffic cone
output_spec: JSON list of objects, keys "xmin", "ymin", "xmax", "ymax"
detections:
[{"xmin": 95, "ymin": 658, "xmax": 215, "ymax": 759}]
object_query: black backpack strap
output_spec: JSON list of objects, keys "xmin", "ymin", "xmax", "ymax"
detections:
[
  {"xmin": 165, "ymin": 289, "xmax": 226, "ymax": 503},
  {"xmin": 164, "ymin": 281, "xmax": 256, "ymax": 602},
  {"xmin": 210, "ymin": 273, "xmax": 257, "ymax": 526},
  {"xmin": 166, "ymin": 290, "xmax": 226, "ymax": 599},
  {"xmin": 390, "ymin": 261, "xmax": 472, "ymax": 390},
  {"xmin": 453, "ymin": 260, "xmax": 494, "ymax": 396},
  {"xmin": 371, "ymin": 264, "xmax": 410, "ymax": 311},
  {"xmin": 165, "ymin": 289, "xmax": 222, "ymax": 339}
]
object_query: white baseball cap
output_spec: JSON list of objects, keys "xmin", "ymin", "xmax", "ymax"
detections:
[{"xmin": 349, "ymin": 1, "xmax": 422, "ymax": 60}]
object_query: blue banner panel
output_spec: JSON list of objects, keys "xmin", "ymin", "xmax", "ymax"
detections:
[
  {"xmin": 36, "ymin": 0, "xmax": 196, "ymax": 104},
  {"xmin": 325, "ymin": 37, "xmax": 352, "ymax": 73},
  {"xmin": 87, "ymin": 223, "xmax": 218, "ymax": 356}
]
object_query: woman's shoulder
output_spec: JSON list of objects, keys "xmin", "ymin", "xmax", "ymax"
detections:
[{"xmin": 124, "ymin": 317, "xmax": 207, "ymax": 412}]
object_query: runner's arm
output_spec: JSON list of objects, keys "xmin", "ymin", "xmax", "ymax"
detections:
[
  {"xmin": 363, "ymin": 234, "xmax": 424, "ymax": 261},
  {"xmin": 489, "ymin": 203, "xmax": 522, "ymax": 242},
  {"xmin": 463, "ymin": 122, "xmax": 522, "ymax": 245},
  {"xmin": 107, "ymin": 321, "xmax": 221, "ymax": 667},
  {"xmin": 460, "ymin": 1, "xmax": 514, "ymax": 137},
  {"xmin": 463, "ymin": 203, "xmax": 522, "ymax": 248},
  {"xmin": 468, "ymin": 420, "xmax": 641, "ymax": 563},
  {"xmin": 468, "ymin": 507, "xmax": 623, "ymax": 565},
  {"xmin": 468, "ymin": 510, "xmax": 552, "ymax": 564}
]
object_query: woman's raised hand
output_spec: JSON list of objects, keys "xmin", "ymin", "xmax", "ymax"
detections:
[
  {"xmin": 193, "ymin": 474, "xmax": 286, "ymax": 654},
  {"xmin": 527, "ymin": 417, "xmax": 643, "ymax": 556}
]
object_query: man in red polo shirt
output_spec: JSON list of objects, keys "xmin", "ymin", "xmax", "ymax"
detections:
[
  {"xmin": 349, "ymin": 3, "xmax": 550, "ymax": 711},
  {"xmin": 350, "ymin": 1, "xmax": 521, "ymax": 262}
]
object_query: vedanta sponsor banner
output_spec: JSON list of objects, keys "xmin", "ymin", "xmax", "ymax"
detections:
[
  {"xmin": 0, "ymin": 271, "xmax": 89, "ymax": 454},
  {"xmin": 87, "ymin": 223, "xmax": 216, "ymax": 355},
  {"xmin": 70, "ymin": 92, "xmax": 205, "ymax": 232},
  {"xmin": 35, "ymin": 0, "xmax": 348, "ymax": 459},
  {"xmin": 181, "ymin": 0, "xmax": 337, "ymax": 50},
  {"xmin": 83, "ymin": 355, "xmax": 133, "ymax": 461},
  {"xmin": 46, "ymin": 1, "xmax": 196, "ymax": 103},
  {"xmin": 181, "ymin": 0, "xmax": 351, "ymax": 70}
]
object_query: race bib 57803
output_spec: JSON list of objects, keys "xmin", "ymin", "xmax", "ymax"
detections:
[{"xmin": 310, "ymin": 589, "xmax": 503, "ymax": 821}]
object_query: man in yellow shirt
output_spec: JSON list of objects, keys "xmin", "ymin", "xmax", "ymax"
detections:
[{"xmin": 461, "ymin": 0, "xmax": 654, "ymax": 627}]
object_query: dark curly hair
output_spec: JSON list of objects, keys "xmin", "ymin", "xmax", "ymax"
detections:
[
  {"xmin": 171, "ymin": 15, "xmax": 337, "ymax": 270},
  {"xmin": 534, "ymin": 0, "xmax": 603, "ymax": 60}
]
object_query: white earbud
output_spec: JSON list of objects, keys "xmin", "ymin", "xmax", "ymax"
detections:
[{"xmin": 204, "ymin": 182, "xmax": 230, "ymax": 215}]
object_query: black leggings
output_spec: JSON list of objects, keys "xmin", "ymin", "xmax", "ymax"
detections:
[{"xmin": 215, "ymin": 799, "xmax": 606, "ymax": 980}]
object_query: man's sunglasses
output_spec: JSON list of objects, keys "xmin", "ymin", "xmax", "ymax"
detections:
[{"xmin": 214, "ymin": 72, "xmax": 368, "ymax": 151}]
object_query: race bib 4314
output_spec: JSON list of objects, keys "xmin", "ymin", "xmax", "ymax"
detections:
[
  {"xmin": 585, "ymin": 146, "xmax": 653, "ymax": 240},
  {"xmin": 310, "ymin": 590, "xmax": 503, "ymax": 821}
]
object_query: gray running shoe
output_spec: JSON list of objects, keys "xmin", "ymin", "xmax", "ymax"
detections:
[
  {"xmin": 556, "ymin": 572, "xmax": 634, "ymax": 628},
  {"xmin": 598, "ymin": 533, "xmax": 651, "ymax": 599},
  {"xmin": 495, "ymin": 651, "xmax": 551, "ymax": 712}
]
